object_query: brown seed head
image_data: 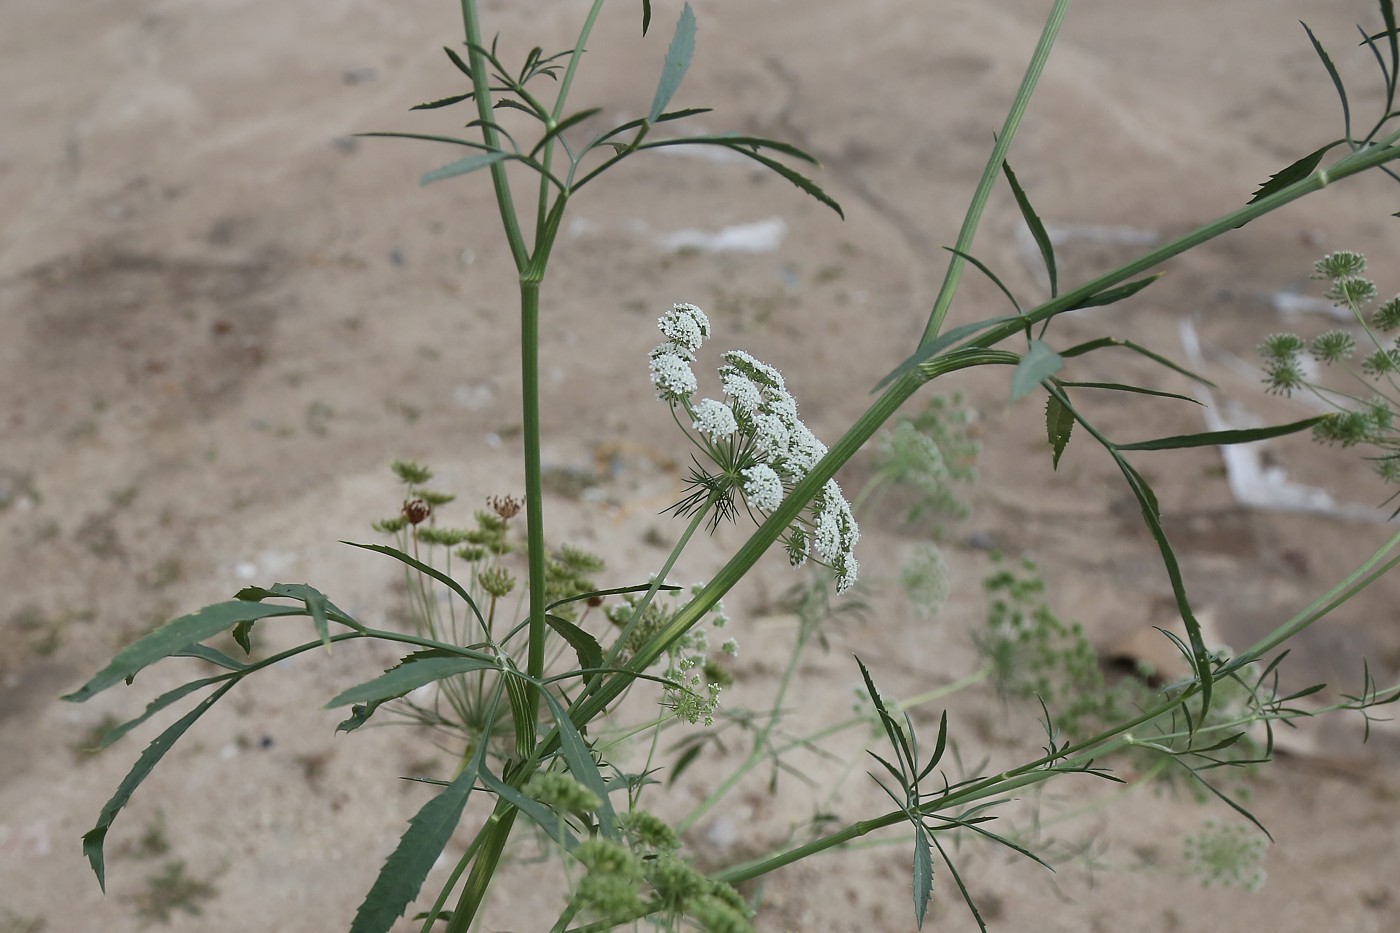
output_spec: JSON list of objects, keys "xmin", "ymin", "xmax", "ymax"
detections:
[
  {"xmin": 488, "ymin": 494, "xmax": 522, "ymax": 520},
  {"xmin": 403, "ymin": 498, "xmax": 431, "ymax": 525}
]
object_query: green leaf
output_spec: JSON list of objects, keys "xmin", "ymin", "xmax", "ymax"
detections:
[
  {"xmin": 410, "ymin": 93, "xmax": 475, "ymax": 111},
  {"xmin": 1059, "ymin": 336, "xmax": 1215, "ymax": 388},
  {"xmin": 544, "ymin": 614, "xmax": 604, "ymax": 687},
  {"xmin": 944, "ymin": 247, "xmax": 1022, "ymax": 315},
  {"xmin": 915, "ymin": 711, "xmax": 949, "ymax": 783},
  {"xmin": 1115, "ymin": 415, "xmax": 1326, "ymax": 451},
  {"xmin": 348, "ymin": 754, "xmax": 482, "ymax": 933},
  {"xmin": 1112, "ymin": 452, "xmax": 1213, "ymax": 718},
  {"xmin": 543, "ymin": 692, "xmax": 619, "ymax": 841},
  {"xmin": 724, "ymin": 144, "xmax": 843, "ymax": 218},
  {"xmin": 913, "ymin": 825, "xmax": 933, "ymax": 929},
  {"xmin": 528, "ymin": 107, "xmax": 603, "ymax": 158},
  {"xmin": 443, "ymin": 45, "xmax": 473, "ymax": 78},
  {"xmin": 856, "ymin": 656, "xmax": 914, "ymax": 775},
  {"xmin": 545, "ymin": 581, "xmax": 681, "ymax": 613},
  {"xmin": 1302, "ymin": 23, "xmax": 1350, "ymax": 139},
  {"xmin": 83, "ymin": 681, "xmax": 237, "ymax": 891},
  {"xmin": 1045, "ymin": 394, "xmax": 1074, "ymax": 469},
  {"xmin": 1055, "ymin": 380, "xmax": 1202, "ymax": 404},
  {"xmin": 1010, "ymin": 339, "xmax": 1063, "ymax": 401},
  {"xmin": 1067, "ymin": 273, "xmax": 1161, "ymax": 311},
  {"xmin": 63, "ymin": 601, "xmax": 301, "ymax": 702},
  {"xmin": 1248, "ymin": 140, "xmax": 1344, "ymax": 204},
  {"xmin": 872, "ymin": 314, "xmax": 1023, "ymax": 392},
  {"xmin": 1002, "ymin": 158, "xmax": 1057, "ymax": 297},
  {"xmin": 96, "ymin": 675, "xmax": 232, "ymax": 750},
  {"xmin": 649, "ymin": 3, "xmax": 696, "ymax": 123},
  {"xmin": 170, "ymin": 644, "xmax": 249, "ymax": 671},
  {"xmin": 342, "ymin": 542, "xmax": 485, "ymax": 628},
  {"xmin": 325, "ymin": 654, "xmax": 496, "ymax": 708},
  {"xmin": 421, "ymin": 150, "xmax": 511, "ymax": 186},
  {"xmin": 478, "ymin": 769, "xmax": 580, "ymax": 852},
  {"xmin": 641, "ymin": 0, "xmax": 652, "ymax": 35},
  {"xmin": 336, "ymin": 699, "xmax": 385, "ymax": 734},
  {"xmin": 666, "ymin": 743, "xmax": 704, "ymax": 786}
]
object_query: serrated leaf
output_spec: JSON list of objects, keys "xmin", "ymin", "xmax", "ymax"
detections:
[
  {"xmin": 1046, "ymin": 394, "xmax": 1074, "ymax": 469},
  {"xmin": 1010, "ymin": 339, "xmax": 1063, "ymax": 401},
  {"xmin": 1003, "ymin": 158, "xmax": 1057, "ymax": 297},
  {"xmin": 63, "ymin": 602, "xmax": 301, "ymax": 702},
  {"xmin": 95, "ymin": 675, "xmax": 231, "ymax": 750},
  {"xmin": 420, "ymin": 150, "xmax": 511, "ymax": 186},
  {"xmin": 1115, "ymin": 415, "xmax": 1326, "ymax": 451},
  {"xmin": 1248, "ymin": 140, "xmax": 1343, "ymax": 204},
  {"xmin": 83, "ymin": 680, "xmax": 236, "ymax": 891},
  {"xmin": 326, "ymin": 654, "xmax": 495, "ymax": 708},
  {"xmin": 544, "ymin": 614, "xmax": 604, "ymax": 687},
  {"xmin": 410, "ymin": 92, "xmax": 475, "ymax": 111},
  {"xmin": 649, "ymin": 3, "xmax": 696, "ymax": 123},
  {"xmin": 729, "ymin": 145, "xmax": 843, "ymax": 218},
  {"xmin": 336, "ymin": 699, "xmax": 384, "ymax": 734},
  {"xmin": 348, "ymin": 755, "xmax": 482, "ymax": 933},
  {"xmin": 913, "ymin": 825, "xmax": 933, "ymax": 929}
]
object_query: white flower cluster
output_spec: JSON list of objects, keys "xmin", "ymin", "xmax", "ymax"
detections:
[{"xmin": 647, "ymin": 302, "xmax": 860, "ymax": 592}]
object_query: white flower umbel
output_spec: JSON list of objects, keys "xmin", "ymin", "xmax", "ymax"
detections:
[
  {"xmin": 649, "ymin": 302, "xmax": 861, "ymax": 592},
  {"xmin": 741, "ymin": 463, "xmax": 783, "ymax": 511},
  {"xmin": 658, "ymin": 302, "xmax": 711, "ymax": 353},
  {"xmin": 692, "ymin": 398, "xmax": 738, "ymax": 441},
  {"xmin": 650, "ymin": 347, "xmax": 698, "ymax": 403}
]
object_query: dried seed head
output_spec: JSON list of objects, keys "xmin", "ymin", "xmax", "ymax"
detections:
[
  {"xmin": 402, "ymin": 498, "xmax": 431, "ymax": 525},
  {"xmin": 487, "ymin": 494, "xmax": 522, "ymax": 520}
]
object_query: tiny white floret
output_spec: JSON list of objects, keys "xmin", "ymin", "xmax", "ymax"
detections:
[
  {"xmin": 692, "ymin": 398, "xmax": 738, "ymax": 440},
  {"xmin": 741, "ymin": 463, "xmax": 784, "ymax": 511},
  {"xmin": 658, "ymin": 302, "xmax": 711, "ymax": 354}
]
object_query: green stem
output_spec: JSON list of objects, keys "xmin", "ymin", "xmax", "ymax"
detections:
[
  {"xmin": 919, "ymin": 0, "xmax": 1070, "ymax": 345},
  {"xmin": 521, "ymin": 280, "xmax": 547, "ymax": 720},
  {"xmin": 537, "ymin": 0, "xmax": 609, "ymax": 234},
  {"xmin": 965, "ymin": 140, "xmax": 1400, "ymax": 354},
  {"xmin": 461, "ymin": 0, "xmax": 529, "ymax": 270}
]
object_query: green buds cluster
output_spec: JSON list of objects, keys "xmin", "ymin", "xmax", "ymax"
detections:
[
  {"xmin": 1258, "ymin": 251, "xmax": 1400, "ymax": 491},
  {"xmin": 1183, "ymin": 820, "xmax": 1268, "ymax": 891}
]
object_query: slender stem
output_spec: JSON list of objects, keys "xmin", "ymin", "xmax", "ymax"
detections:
[
  {"xmin": 919, "ymin": 0, "xmax": 1071, "ymax": 345},
  {"xmin": 537, "ymin": 0, "xmax": 609, "ymax": 234},
  {"xmin": 461, "ymin": 0, "xmax": 529, "ymax": 270}
]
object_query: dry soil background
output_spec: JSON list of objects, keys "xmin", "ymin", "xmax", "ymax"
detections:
[{"xmin": 4, "ymin": 1, "xmax": 1400, "ymax": 931}]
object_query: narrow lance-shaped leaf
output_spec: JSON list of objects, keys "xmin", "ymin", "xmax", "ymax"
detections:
[
  {"xmin": 421, "ymin": 150, "xmax": 511, "ymax": 186},
  {"xmin": 722, "ymin": 143, "xmax": 843, "ymax": 218},
  {"xmin": 410, "ymin": 92, "xmax": 474, "ymax": 111},
  {"xmin": 944, "ymin": 247, "xmax": 1023, "ymax": 316},
  {"xmin": 63, "ymin": 601, "xmax": 301, "ymax": 702},
  {"xmin": 1046, "ymin": 393, "xmax": 1074, "ymax": 469},
  {"xmin": 95, "ymin": 675, "xmax": 232, "ymax": 750},
  {"xmin": 1003, "ymin": 157, "xmax": 1057, "ymax": 297},
  {"xmin": 1302, "ymin": 22, "xmax": 1351, "ymax": 139},
  {"xmin": 326, "ymin": 654, "xmax": 497, "ymax": 708},
  {"xmin": 1067, "ymin": 273, "xmax": 1161, "ymax": 311},
  {"xmin": 347, "ymin": 753, "xmax": 483, "ymax": 933},
  {"xmin": 1010, "ymin": 339, "xmax": 1063, "ymax": 401},
  {"xmin": 543, "ymin": 692, "xmax": 620, "ymax": 841},
  {"xmin": 83, "ymin": 680, "xmax": 237, "ymax": 891},
  {"xmin": 342, "ymin": 541, "xmax": 486, "ymax": 628},
  {"xmin": 1115, "ymin": 415, "xmax": 1327, "ymax": 451},
  {"xmin": 478, "ymin": 769, "xmax": 581, "ymax": 852},
  {"xmin": 873, "ymin": 314, "xmax": 1023, "ymax": 392},
  {"xmin": 649, "ymin": 3, "xmax": 696, "ymax": 123},
  {"xmin": 1060, "ymin": 335, "xmax": 1215, "ymax": 387},
  {"xmin": 641, "ymin": 0, "xmax": 652, "ymax": 35}
]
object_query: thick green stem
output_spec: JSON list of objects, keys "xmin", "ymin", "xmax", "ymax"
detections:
[
  {"xmin": 521, "ymin": 281, "xmax": 547, "ymax": 713},
  {"xmin": 919, "ymin": 0, "xmax": 1071, "ymax": 345}
]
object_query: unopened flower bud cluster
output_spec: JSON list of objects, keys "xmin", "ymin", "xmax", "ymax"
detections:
[
  {"xmin": 648, "ymin": 303, "xmax": 860, "ymax": 592},
  {"xmin": 1258, "ymin": 252, "xmax": 1400, "ymax": 486}
]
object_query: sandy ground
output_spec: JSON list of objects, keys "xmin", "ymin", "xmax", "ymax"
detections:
[{"xmin": 4, "ymin": 1, "xmax": 1400, "ymax": 930}]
